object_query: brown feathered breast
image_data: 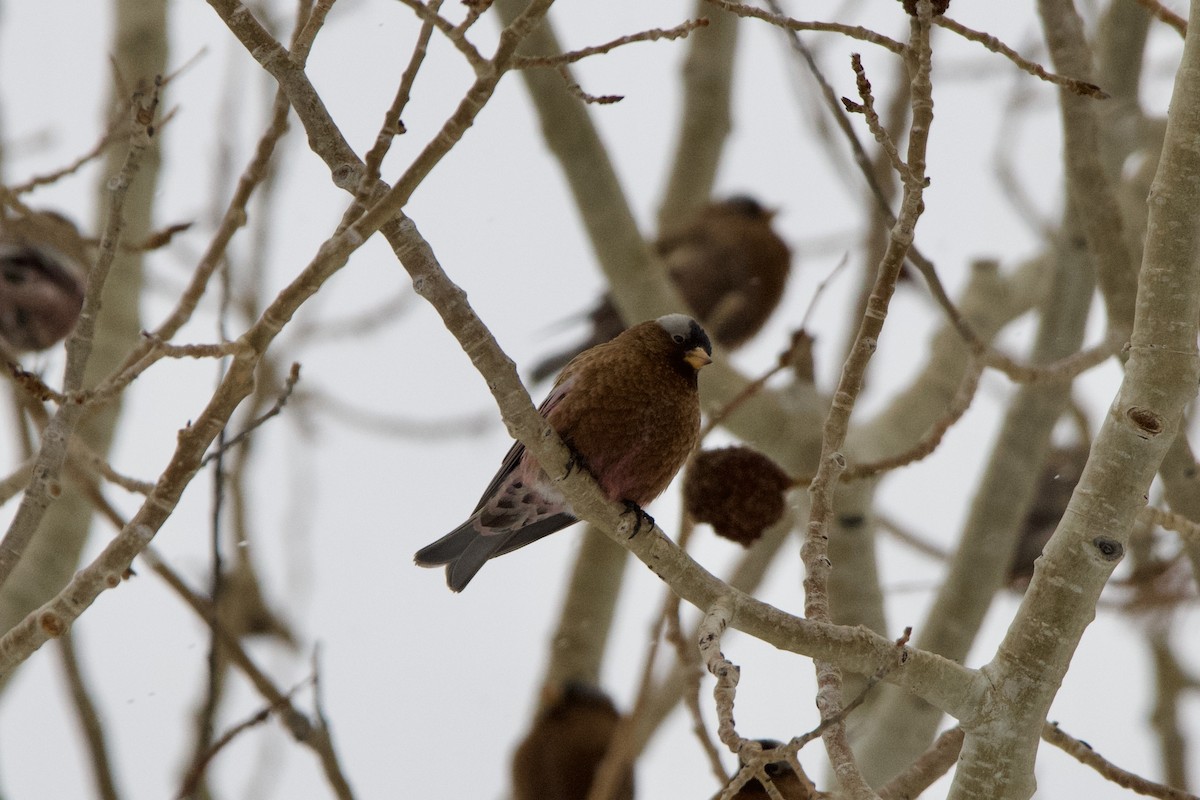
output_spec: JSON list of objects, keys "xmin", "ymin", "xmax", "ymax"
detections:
[
  {"xmin": 549, "ymin": 318, "xmax": 704, "ymax": 507},
  {"xmin": 414, "ymin": 314, "xmax": 710, "ymax": 591}
]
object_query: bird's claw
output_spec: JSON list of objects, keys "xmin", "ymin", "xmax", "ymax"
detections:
[
  {"xmin": 561, "ymin": 447, "xmax": 588, "ymax": 480},
  {"xmin": 621, "ymin": 501, "xmax": 654, "ymax": 538}
]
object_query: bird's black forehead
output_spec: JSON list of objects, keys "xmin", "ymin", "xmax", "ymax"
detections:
[
  {"xmin": 688, "ymin": 318, "xmax": 713, "ymax": 354},
  {"xmin": 656, "ymin": 313, "xmax": 712, "ymax": 354}
]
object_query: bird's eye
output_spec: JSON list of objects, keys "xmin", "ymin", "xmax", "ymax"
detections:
[{"xmin": 673, "ymin": 334, "xmax": 684, "ymax": 343}]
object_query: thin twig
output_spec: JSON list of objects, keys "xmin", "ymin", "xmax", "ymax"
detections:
[
  {"xmin": 189, "ymin": 169, "xmax": 241, "ymax": 794},
  {"xmin": 692, "ymin": 254, "xmax": 847, "ymax": 445},
  {"xmin": 176, "ymin": 675, "xmax": 313, "ymax": 800},
  {"xmin": 1042, "ymin": 721, "xmax": 1199, "ymax": 800},
  {"xmin": 791, "ymin": 628, "xmax": 911, "ymax": 749},
  {"xmin": 842, "ymin": 359, "xmax": 982, "ymax": 480},
  {"xmin": 70, "ymin": 341, "xmax": 166, "ymax": 407},
  {"xmin": 4, "ymin": 362, "xmax": 66, "ymax": 404},
  {"xmin": 935, "ymin": 15, "xmax": 1108, "ymax": 97},
  {"xmin": 715, "ymin": 626, "xmax": 910, "ymax": 796},
  {"xmin": 584, "ymin": 609, "xmax": 669, "ymax": 800},
  {"xmin": 707, "ymin": 0, "xmax": 907, "ymax": 55},
  {"xmin": 292, "ymin": 0, "xmax": 336, "ymax": 63},
  {"xmin": 555, "ymin": 64, "xmax": 623, "ymax": 104},
  {"xmin": 800, "ymin": 252, "xmax": 852, "ymax": 331},
  {"xmin": 57, "ymin": 630, "xmax": 122, "ymax": 800},
  {"xmin": 912, "ymin": 268, "xmax": 1123, "ymax": 385},
  {"xmin": 666, "ymin": 595, "xmax": 729, "ymax": 784},
  {"xmin": 1144, "ymin": 506, "xmax": 1200, "ymax": 544},
  {"xmin": 352, "ymin": 0, "xmax": 444, "ymax": 214},
  {"xmin": 844, "ymin": 54, "xmax": 911, "ymax": 183},
  {"xmin": 767, "ymin": 0, "xmax": 1115, "ymax": 387},
  {"xmin": 289, "ymin": 289, "xmax": 414, "ymax": 343},
  {"xmin": 199, "ymin": 362, "xmax": 301, "ymax": 468},
  {"xmin": 875, "ymin": 513, "xmax": 950, "ymax": 561},
  {"xmin": 455, "ymin": 0, "xmax": 494, "ymax": 36},
  {"xmin": 699, "ymin": 603, "xmax": 908, "ymax": 800},
  {"xmin": 1147, "ymin": 631, "xmax": 1190, "ymax": 789},
  {"xmin": 513, "ymin": 18, "xmax": 709, "ymax": 67},
  {"xmin": 70, "ymin": 440, "xmax": 156, "ymax": 495},
  {"xmin": 109, "ymin": 76, "xmax": 293, "ymax": 381},
  {"xmin": 32, "ymin": 444, "xmax": 347, "ymax": 799},
  {"xmin": 1133, "ymin": 0, "xmax": 1188, "ymax": 35},
  {"xmin": 135, "ymin": 336, "xmax": 240, "ymax": 360},
  {"xmin": 309, "ymin": 391, "xmax": 492, "ymax": 439},
  {"xmin": 718, "ymin": 630, "xmax": 909, "ymax": 799},
  {"xmin": 0, "ymin": 458, "xmax": 35, "ymax": 507},
  {"xmin": 144, "ymin": 549, "xmax": 356, "ymax": 799},
  {"xmin": 309, "ymin": 646, "xmax": 355, "ymax": 800},
  {"xmin": 803, "ymin": 5, "xmax": 938, "ymax": 795},
  {"xmin": 8, "ymin": 106, "xmax": 130, "ymax": 195},
  {"xmin": 789, "ymin": 358, "xmax": 984, "ymax": 487},
  {"xmin": 66, "ymin": 335, "xmax": 239, "ymax": 411},
  {"xmin": 637, "ymin": 513, "xmax": 727, "ymax": 787},
  {"xmin": 128, "ymin": 220, "xmax": 194, "ymax": 252},
  {"xmin": 396, "ymin": 0, "xmax": 486, "ymax": 70},
  {"xmin": 700, "ymin": 331, "xmax": 814, "ymax": 439}
]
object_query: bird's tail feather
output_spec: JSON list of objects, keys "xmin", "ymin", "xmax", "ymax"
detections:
[
  {"xmin": 492, "ymin": 513, "xmax": 578, "ymax": 557},
  {"xmin": 414, "ymin": 513, "xmax": 579, "ymax": 592},
  {"xmin": 413, "ymin": 520, "xmax": 478, "ymax": 567},
  {"xmin": 446, "ymin": 533, "xmax": 510, "ymax": 592},
  {"xmin": 414, "ymin": 518, "xmax": 513, "ymax": 592}
]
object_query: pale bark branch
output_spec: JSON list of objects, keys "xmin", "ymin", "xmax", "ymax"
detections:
[
  {"xmin": 946, "ymin": 0, "xmax": 1200, "ymax": 794},
  {"xmin": 0, "ymin": 87, "xmax": 157, "ymax": 592},
  {"xmin": 657, "ymin": 0, "xmax": 739, "ymax": 230}
]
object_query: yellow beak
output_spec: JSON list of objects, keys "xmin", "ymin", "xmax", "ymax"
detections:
[{"xmin": 685, "ymin": 347, "xmax": 713, "ymax": 370}]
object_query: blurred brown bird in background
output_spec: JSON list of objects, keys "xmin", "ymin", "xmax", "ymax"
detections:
[
  {"xmin": 531, "ymin": 196, "xmax": 791, "ymax": 382},
  {"xmin": 0, "ymin": 210, "xmax": 89, "ymax": 354},
  {"xmin": 1008, "ymin": 443, "xmax": 1089, "ymax": 589},
  {"xmin": 414, "ymin": 314, "xmax": 712, "ymax": 591},
  {"xmin": 712, "ymin": 740, "xmax": 813, "ymax": 800},
  {"xmin": 512, "ymin": 682, "xmax": 634, "ymax": 800}
]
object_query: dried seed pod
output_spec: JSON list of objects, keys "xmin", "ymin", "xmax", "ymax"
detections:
[{"xmin": 685, "ymin": 446, "xmax": 791, "ymax": 547}]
